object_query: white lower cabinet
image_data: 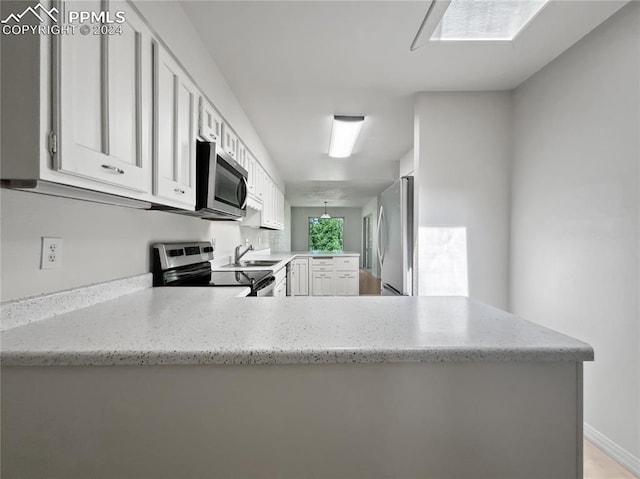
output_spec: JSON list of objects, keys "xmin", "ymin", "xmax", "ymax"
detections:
[
  {"xmin": 310, "ymin": 256, "xmax": 359, "ymax": 296},
  {"xmin": 274, "ymin": 280, "xmax": 286, "ymax": 298},
  {"xmin": 153, "ymin": 42, "xmax": 197, "ymax": 209},
  {"xmin": 273, "ymin": 266, "xmax": 287, "ymax": 298},
  {"xmin": 290, "ymin": 258, "xmax": 309, "ymax": 296},
  {"xmin": 334, "ymin": 272, "xmax": 359, "ymax": 296},
  {"xmin": 312, "ymin": 272, "xmax": 334, "ymax": 296}
]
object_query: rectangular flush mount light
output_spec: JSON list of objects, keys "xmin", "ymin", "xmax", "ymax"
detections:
[
  {"xmin": 328, "ymin": 115, "xmax": 365, "ymax": 158},
  {"xmin": 431, "ymin": 0, "xmax": 551, "ymax": 41}
]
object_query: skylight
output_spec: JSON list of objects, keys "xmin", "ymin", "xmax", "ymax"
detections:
[{"xmin": 431, "ymin": 0, "xmax": 551, "ymax": 41}]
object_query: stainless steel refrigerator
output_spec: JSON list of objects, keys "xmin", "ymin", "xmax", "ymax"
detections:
[{"xmin": 377, "ymin": 176, "xmax": 414, "ymax": 295}]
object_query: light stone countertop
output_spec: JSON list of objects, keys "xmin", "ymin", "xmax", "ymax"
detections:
[
  {"xmin": 1, "ymin": 289, "xmax": 593, "ymax": 367},
  {"xmin": 210, "ymin": 251, "xmax": 360, "ymax": 272}
]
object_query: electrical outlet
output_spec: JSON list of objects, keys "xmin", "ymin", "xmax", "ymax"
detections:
[{"xmin": 41, "ymin": 237, "xmax": 62, "ymax": 269}]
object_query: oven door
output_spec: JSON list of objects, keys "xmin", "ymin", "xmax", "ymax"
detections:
[
  {"xmin": 253, "ymin": 277, "xmax": 275, "ymax": 297},
  {"xmin": 196, "ymin": 142, "xmax": 248, "ymax": 219}
]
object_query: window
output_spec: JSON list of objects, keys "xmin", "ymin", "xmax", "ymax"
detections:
[
  {"xmin": 431, "ymin": 0, "xmax": 550, "ymax": 41},
  {"xmin": 309, "ymin": 217, "xmax": 344, "ymax": 252}
]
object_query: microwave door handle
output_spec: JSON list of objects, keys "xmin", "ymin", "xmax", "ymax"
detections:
[{"xmin": 238, "ymin": 176, "xmax": 248, "ymax": 209}]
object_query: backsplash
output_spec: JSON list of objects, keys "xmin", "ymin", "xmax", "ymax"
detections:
[
  {"xmin": 268, "ymin": 201, "xmax": 292, "ymax": 252},
  {"xmin": 0, "ymin": 190, "xmax": 286, "ymax": 301},
  {"xmin": 239, "ymin": 226, "xmax": 272, "ymax": 251}
]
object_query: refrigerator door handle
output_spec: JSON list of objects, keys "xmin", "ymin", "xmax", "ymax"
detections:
[{"xmin": 377, "ymin": 205, "xmax": 385, "ymax": 269}]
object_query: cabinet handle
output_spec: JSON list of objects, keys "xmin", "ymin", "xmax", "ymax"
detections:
[
  {"xmin": 174, "ymin": 188, "xmax": 185, "ymax": 194},
  {"xmin": 101, "ymin": 164, "xmax": 125, "ymax": 175}
]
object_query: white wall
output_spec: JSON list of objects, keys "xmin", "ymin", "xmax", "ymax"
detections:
[
  {"xmin": 414, "ymin": 92, "xmax": 512, "ymax": 309},
  {"xmin": 399, "ymin": 149, "xmax": 414, "ymax": 177},
  {"xmin": 511, "ymin": 2, "xmax": 639, "ymax": 466},
  {"xmin": 291, "ymin": 207, "xmax": 362, "ymax": 255}
]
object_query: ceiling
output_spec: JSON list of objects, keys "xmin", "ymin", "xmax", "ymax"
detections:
[{"xmin": 181, "ymin": 0, "xmax": 627, "ymax": 207}]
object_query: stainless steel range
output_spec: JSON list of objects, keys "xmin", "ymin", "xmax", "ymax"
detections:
[{"xmin": 152, "ymin": 242, "xmax": 275, "ymax": 296}]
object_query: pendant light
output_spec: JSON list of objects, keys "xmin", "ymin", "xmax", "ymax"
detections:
[{"xmin": 320, "ymin": 201, "xmax": 331, "ymax": 219}]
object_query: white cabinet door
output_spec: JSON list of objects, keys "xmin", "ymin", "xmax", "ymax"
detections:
[
  {"xmin": 153, "ymin": 42, "xmax": 197, "ymax": 209},
  {"xmin": 56, "ymin": 0, "xmax": 151, "ymax": 193},
  {"xmin": 199, "ymin": 97, "xmax": 223, "ymax": 143},
  {"xmin": 246, "ymin": 153, "xmax": 257, "ymax": 198},
  {"xmin": 271, "ymin": 182, "xmax": 278, "ymax": 228},
  {"xmin": 347, "ymin": 272, "xmax": 360, "ymax": 296},
  {"xmin": 291, "ymin": 259, "xmax": 309, "ymax": 296},
  {"xmin": 261, "ymin": 173, "xmax": 274, "ymax": 228},
  {"xmin": 312, "ymin": 273, "xmax": 334, "ymax": 296},
  {"xmin": 334, "ymin": 274, "xmax": 348, "ymax": 296},
  {"xmin": 335, "ymin": 256, "xmax": 359, "ymax": 271},
  {"xmin": 335, "ymin": 272, "xmax": 359, "ymax": 296},
  {"xmin": 276, "ymin": 188, "xmax": 285, "ymax": 229},
  {"xmin": 237, "ymin": 142, "xmax": 247, "ymax": 170},
  {"xmin": 256, "ymin": 165, "xmax": 266, "ymax": 203},
  {"xmin": 222, "ymin": 123, "xmax": 238, "ymax": 159}
]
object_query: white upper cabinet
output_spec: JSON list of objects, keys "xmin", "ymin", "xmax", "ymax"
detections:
[
  {"xmin": 4, "ymin": 0, "xmax": 283, "ymax": 213},
  {"xmin": 246, "ymin": 152, "xmax": 259, "ymax": 200},
  {"xmin": 222, "ymin": 123, "xmax": 239, "ymax": 159},
  {"xmin": 153, "ymin": 41, "xmax": 197, "ymax": 209},
  {"xmin": 257, "ymin": 171, "xmax": 284, "ymax": 230},
  {"xmin": 260, "ymin": 170, "xmax": 273, "ymax": 228},
  {"xmin": 198, "ymin": 97, "xmax": 223, "ymax": 143},
  {"xmin": 55, "ymin": 0, "xmax": 152, "ymax": 193},
  {"xmin": 237, "ymin": 142, "xmax": 247, "ymax": 170}
]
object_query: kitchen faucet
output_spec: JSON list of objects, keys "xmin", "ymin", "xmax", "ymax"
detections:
[{"xmin": 234, "ymin": 244, "xmax": 254, "ymax": 265}]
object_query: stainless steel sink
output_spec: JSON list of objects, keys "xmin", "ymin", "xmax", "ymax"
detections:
[
  {"xmin": 222, "ymin": 260, "xmax": 280, "ymax": 268},
  {"xmin": 240, "ymin": 260, "xmax": 280, "ymax": 267}
]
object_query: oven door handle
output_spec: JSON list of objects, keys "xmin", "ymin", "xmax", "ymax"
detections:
[{"xmin": 255, "ymin": 276, "xmax": 275, "ymax": 297}]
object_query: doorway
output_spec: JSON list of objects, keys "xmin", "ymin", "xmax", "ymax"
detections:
[{"xmin": 362, "ymin": 214, "xmax": 372, "ymax": 270}]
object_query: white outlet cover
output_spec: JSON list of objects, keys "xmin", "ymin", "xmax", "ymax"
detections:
[{"xmin": 41, "ymin": 237, "xmax": 62, "ymax": 269}]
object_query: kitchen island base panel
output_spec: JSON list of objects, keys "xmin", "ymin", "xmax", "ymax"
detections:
[{"xmin": 2, "ymin": 361, "xmax": 582, "ymax": 479}]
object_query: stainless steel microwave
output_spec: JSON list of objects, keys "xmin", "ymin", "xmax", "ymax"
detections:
[{"xmin": 194, "ymin": 141, "xmax": 248, "ymax": 220}]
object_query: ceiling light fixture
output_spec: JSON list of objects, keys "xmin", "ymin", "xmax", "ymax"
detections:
[
  {"xmin": 320, "ymin": 201, "xmax": 331, "ymax": 219},
  {"xmin": 328, "ymin": 115, "xmax": 365, "ymax": 158}
]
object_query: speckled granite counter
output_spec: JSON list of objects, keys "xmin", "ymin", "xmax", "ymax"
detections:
[
  {"xmin": 1, "ymin": 290, "xmax": 593, "ymax": 367},
  {"xmin": 210, "ymin": 251, "xmax": 360, "ymax": 272}
]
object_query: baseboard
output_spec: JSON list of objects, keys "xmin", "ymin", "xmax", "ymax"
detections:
[{"xmin": 584, "ymin": 423, "xmax": 640, "ymax": 477}]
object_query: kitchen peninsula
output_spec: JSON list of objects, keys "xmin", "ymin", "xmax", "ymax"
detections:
[{"xmin": 1, "ymin": 285, "xmax": 593, "ymax": 479}]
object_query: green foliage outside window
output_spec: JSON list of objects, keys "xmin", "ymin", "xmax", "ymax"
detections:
[{"xmin": 309, "ymin": 217, "xmax": 344, "ymax": 252}]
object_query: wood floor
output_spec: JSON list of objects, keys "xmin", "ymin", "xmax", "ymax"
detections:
[
  {"xmin": 584, "ymin": 440, "xmax": 638, "ymax": 478},
  {"xmin": 359, "ymin": 268, "xmax": 381, "ymax": 295}
]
